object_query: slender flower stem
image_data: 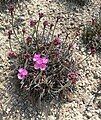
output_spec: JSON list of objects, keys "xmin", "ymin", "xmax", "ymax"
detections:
[
  {"xmin": 11, "ymin": 15, "xmax": 21, "ymax": 44},
  {"xmin": 36, "ymin": 19, "xmax": 40, "ymax": 39},
  {"xmin": 22, "ymin": 33, "xmax": 26, "ymax": 48},
  {"xmin": 53, "ymin": 81, "xmax": 71, "ymax": 93},
  {"xmin": 8, "ymin": 38, "xmax": 12, "ymax": 51},
  {"xmin": 32, "ymin": 26, "xmax": 36, "ymax": 38},
  {"xmin": 24, "ymin": 59, "xmax": 28, "ymax": 68},
  {"xmin": 35, "ymin": 71, "xmax": 43, "ymax": 82},
  {"xmin": 48, "ymin": 20, "xmax": 58, "ymax": 52},
  {"xmin": 35, "ymin": 19, "xmax": 41, "ymax": 49},
  {"xmin": 29, "ymin": 71, "xmax": 43, "ymax": 88},
  {"xmin": 22, "ymin": 33, "xmax": 25, "ymax": 43},
  {"xmin": 51, "ymin": 20, "xmax": 57, "ymax": 41},
  {"xmin": 47, "ymin": 28, "xmax": 51, "ymax": 41},
  {"xmin": 42, "ymin": 27, "xmax": 45, "ymax": 41}
]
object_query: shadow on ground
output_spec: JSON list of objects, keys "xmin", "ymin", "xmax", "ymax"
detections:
[
  {"xmin": 55, "ymin": 0, "xmax": 91, "ymax": 12},
  {"xmin": 0, "ymin": 0, "xmax": 30, "ymax": 13},
  {"xmin": 0, "ymin": 73, "xmax": 70, "ymax": 120}
]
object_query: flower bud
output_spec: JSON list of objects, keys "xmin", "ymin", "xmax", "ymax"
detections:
[
  {"xmin": 91, "ymin": 18, "xmax": 96, "ymax": 25},
  {"xmin": 53, "ymin": 37, "xmax": 61, "ymax": 46},
  {"xmin": 90, "ymin": 46, "xmax": 96, "ymax": 56},
  {"xmin": 7, "ymin": 50, "xmax": 17, "ymax": 59},
  {"xmin": 24, "ymin": 53, "xmax": 31, "ymax": 59},
  {"xmin": 26, "ymin": 36, "xmax": 32, "ymax": 44},
  {"xmin": 43, "ymin": 21, "xmax": 48, "ymax": 28},
  {"xmin": 29, "ymin": 20, "xmax": 37, "ymax": 27},
  {"xmin": 22, "ymin": 28, "xmax": 26, "ymax": 34},
  {"xmin": 8, "ymin": 4, "xmax": 14, "ymax": 15},
  {"xmin": 39, "ymin": 13, "xmax": 44, "ymax": 19},
  {"xmin": 67, "ymin": 72, "xmax": 78, "ymax": 84},
  {"xmin": 50, "ymin": 23, "xmax": 54, "ymax": 29},
  {"xmin": 8, "ymin": 30, "xmax": 12, "ymax": 39}
]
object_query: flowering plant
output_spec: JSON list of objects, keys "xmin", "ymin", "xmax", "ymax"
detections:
[
  {"xmin": 67, "ymin": 0, "xmax": 90, "ymax": 6},
  {"xmin": 7, "ymin": 3, "xmax": 80, "ymax": 103},
  {"xmin": 81, "ymin": 13, "xmax": 101, "ymax": 56}
]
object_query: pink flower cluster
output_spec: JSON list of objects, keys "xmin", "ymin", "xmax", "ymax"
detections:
[
  {"xmin": 17, "ymin": 54, "xmax": 48, "ymax": 80},
  {"xmin": 17, "ymin": 68, "xmax": 28, "ymax": 80},
  {"xmin": 33, "ymin": 54, "xmax": 48, "ymax": 71}
]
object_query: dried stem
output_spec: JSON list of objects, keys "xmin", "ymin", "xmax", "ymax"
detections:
[
  {"xmin": 53, "ymin": 81, "xmax": 71, "ymax": 93},
  {"xmin": 29, "ymin": 71, "xmax": 43, "ymax": 88}
]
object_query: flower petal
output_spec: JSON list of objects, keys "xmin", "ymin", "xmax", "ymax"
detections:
[
  {"xmin": 33, "ymin": 53, "xmax": 41, "ymax": 61},
  {"xmin": 18, "ymin": 68, "xmax": 24, "ymax": 73},
  {"xmin": 34, "ymin": 63, "xmax": 40, "ymax": 70},
  {"xmin": 17, "ymin": 73, "xmax": 25, "ymax": 80},
  {"xmin": 40, "ymin": 64, "xmax": 47, "ymax": 71},
  {"xmin": 36, "ymin": 58, "xmax": 43, "ymax": 64},
  {"xmin": 42, "ymin": 57, "xmax": 48, "ymax": 64},
  {"xmin": 22, "ymin": 69, "xmax": 28, "ymax": 76},
  {"xmin": 18, "ymin": 68, "xmax": 28, "ymax": 76}
]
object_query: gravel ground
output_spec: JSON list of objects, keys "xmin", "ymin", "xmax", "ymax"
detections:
[{"xmin": 0, "ymin": 0, "xmax": 101, "ymax": 120}]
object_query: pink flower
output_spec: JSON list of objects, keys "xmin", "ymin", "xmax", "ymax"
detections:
[
  {"xmin": 67, "ymin": 72, "xmax": 78, "ymax": 84},
  {"xmin": 33, "ymin": 54, "xmax": 48, "ymax": 71},
  {"xmin": 42, "ymin": 57, "xmax": 48, "ymax": 64},
  {"xmin": 29, "ymin": 19, "xmax": 37, "ymax": 27},
  {"xmin": 26, "ymin": 36, "xmax": 32, "ymax": 44},
  {"xmin": 53, "ymin": 37, "xmax": 61, "ymax": 46},
  {"xmin": 33, "ymin": 54, "xmax": 41, "ymax": 61},
  {"xmin": 34, "ymin": 62, "xmax": 47, "ymax": 71},
  {"xmin": 7, "ymin": 50, "xmax": 17, "ymax": 59},
  {"xmin": 17, "ymin": 68, "xmax": 28, "ymax": 80}
]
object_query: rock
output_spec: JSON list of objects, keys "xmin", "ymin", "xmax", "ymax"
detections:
[{"xmin": 48, "ymin": 115, "xmax": 56, "ymax": 120}]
